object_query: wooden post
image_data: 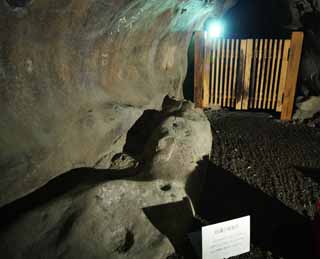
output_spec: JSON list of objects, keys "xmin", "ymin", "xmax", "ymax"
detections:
[
  {"xmin": 236, "ymin": 40, "xmax": 247, "ymax": 110},
  {"xmin": 276, "ymin": 40, "xmax": 291, "ymax": 112},
  {"xmin": 211, "ymin": 39, "xmax": 217, "ymax": 105},
  {"xmin": 280, "ymin": 32, "xmax": 304, "ymax": 121},
  {"xmin": 194, "ymin": 31, "xmax": 205, "ymax": 108},
  {"xmin": 203, "ymin": 35, "xmax": 211, "ymax": 107},
  {"xmin": 242, "ymin": 39, "xmax": 253, "ymax": 110}
]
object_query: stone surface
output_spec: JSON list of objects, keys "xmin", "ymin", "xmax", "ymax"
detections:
[
  {"xmin": 280, "ymin": 0, "xmax": 320, "ymax": 96},
  {"xmin": 0, "ymin": 0, "xmax": 237, "ymax": 207},
  {"xmin": 144, "ymin": 99, "xmax": 212, "ymax": 207},
  {"xmin": 0, "ymin": 98, "xmax": 212, "ymax": 259},
  {"xmin": 293, "ymin": 96, "xmax": 320, "ymax": 121},
  {"xmin": 0, "ymin": 179, "xmax": 181, "ymax": 259}
]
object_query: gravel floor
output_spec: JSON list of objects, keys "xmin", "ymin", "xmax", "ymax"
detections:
[{"xmin": 199, "ymin": 110, "xmax": 320, "ymax": 259}]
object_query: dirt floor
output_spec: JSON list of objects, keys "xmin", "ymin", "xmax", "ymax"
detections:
[{"xmin": 199, "ymin": 110, "xmax": 320, "ymax": 259}]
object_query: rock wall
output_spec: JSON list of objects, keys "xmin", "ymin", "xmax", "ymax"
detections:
[
  {"xmin": 0, "ymin": 0, "xmax": 236, "ymax": 207},
  {"xmin": 286, "ymin": 0, "xmax": 320, "ymax": 96}
]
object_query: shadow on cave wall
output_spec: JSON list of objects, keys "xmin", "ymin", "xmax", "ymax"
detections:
[{"xmin": 183, "ymin": 33, "xmax": 195, "ymax": 103}]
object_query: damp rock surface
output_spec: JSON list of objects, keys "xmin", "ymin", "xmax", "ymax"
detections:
[
  {"xmin": 293, "ymin": 96, "xmax": 320, "ymax": 121},
  {"xmin": 0, "ymin": 0, "xmax": 239, "ymax": 207}
]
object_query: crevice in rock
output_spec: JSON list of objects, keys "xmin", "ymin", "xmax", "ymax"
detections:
[
  {"xmin": 123, "ymin": 109, "xmax": 164, "ymax": 160},
  {"xmin": 160, "ymin": 183, "xmax": 172, "ymax": 192},
  {"xmin": 115, "ymin": 229, "xmax": 135, "ymax": 254}
]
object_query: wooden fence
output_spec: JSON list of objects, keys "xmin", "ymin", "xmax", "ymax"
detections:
[{"xmin": 194, "ymin": 32, "xmax": 304, "ymax": 120}]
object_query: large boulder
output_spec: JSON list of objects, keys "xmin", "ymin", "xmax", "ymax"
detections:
[
  {"xmin": 0, "ymin": 98, "xmax": 212, "ymax": 259},
  {"xmin": 293, "ymin": 96, "xmax": 320, "ymax": 121},
  {"xmin": 282, "ymin": 0, "xmax": 320, "ymax": 96},
  {"xmin": 0, "ymin": 0, "xmax": 237, "ymax": 207}
]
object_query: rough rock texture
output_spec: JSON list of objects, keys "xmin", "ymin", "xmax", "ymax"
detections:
[
  {"xmin": 286, "ymin": 0, "xmax": 320, "ymax": 96},
  {"xmin": 293, "ymin": 95, "xmax": 320, "ymax": 120},
  {"xmin": 0, "ymin": 179, "xmax": 181, "ymax": 259},
  {"xmin": 0, "ymin": 99, "xmax": 212, "ymax": 259},
  {"xmin": 144, "ymin": 97, "xmax": 212, "ymax": 209},
  {"xmin": 0, "ymin": 0, "xmax": 240, "ymax": 207}
]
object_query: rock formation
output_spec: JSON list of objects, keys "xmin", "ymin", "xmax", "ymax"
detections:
[
  {"xmin": 0, "ymin": 98, "xmax": 212, "ymax": 259},
  {"xmin": 286, "ymin": 0, "xmax": 320, "ymax": 96},
  {"xmin": 0, "ymin": 0, "xmax": 239, "ymax": 207}
]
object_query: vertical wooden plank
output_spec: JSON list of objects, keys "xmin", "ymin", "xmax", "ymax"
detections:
[
  {"xmin": 211, "ymin": 39, "xmax": 216, "ymax": 104},
  {"xmin": 228, "ymin": 40, "xmax": 234, "ymax": 107},
  {"xmin": 254, "ymin": 39, "xmax": 263, "ymax": 108},
  {"xmin": 202, "ymin": 34, "xmax": 211, "ymax": 107},
  {"xmin": 250, "ymin": 40, "xmax": 258, "ymax": 108},
  {"xmin": 219, "ymin": 39, "xmax": 225, "ymax": 106},
  {"xmin": 269, "ymin": 39, "xmax": 278, "ymax": 109},
  {"xmin": 276, "ymin": 39, "xmax": 291, "ymax": 112},
  {"xmin": 232, "ymin": 40, "xmax": 239, "ymax": 108},
  {"xmin": 236, "ymin": 40, "xmax": 247, "ymax": 110},
  {"xmin": 281, "ymin": 32, "xmax": 304, "ymax": 121},
  {"xmin": 258, "ymin": 39, "xmax": 268, "ymax": 108},
  {"xmin": 273, "ymin": 40, "xmax": 283, "ymax": 109},
  {"xmin": 215, "ymin": 39, "xmax": 221, "ymax": 105},
  {"xmin": 223, "ymin": 40, "xmax": 230, "ymax": 107},
  {"xmin": 194, "ymin": 31, "xmax": 205, "ymax": 108},
  {"xmin": 263, "ymin": 39, "xmax": 273, "ymax": 109},
  {"xmin": 242, "ymin": 39, "xmax": 253, "ymax": 110}
]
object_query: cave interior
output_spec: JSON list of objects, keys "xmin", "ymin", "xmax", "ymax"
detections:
[{"xmin": 0, "ymin": 0, "xmax": 320, "ymax": 259}]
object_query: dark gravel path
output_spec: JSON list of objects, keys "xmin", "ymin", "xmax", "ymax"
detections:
[{"xmin": 200, "ymin": 111, "xmax": 320, "ymax": 259}]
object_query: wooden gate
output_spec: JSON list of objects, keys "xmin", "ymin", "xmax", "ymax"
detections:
[{"xmin": 194, "ymin": 32, "xmax": 304, "ymax": 120}]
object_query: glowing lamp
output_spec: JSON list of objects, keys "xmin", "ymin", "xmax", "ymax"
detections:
[{"xmin": 207, "ymin": 21, "xmax": 224, "ymax": 38}]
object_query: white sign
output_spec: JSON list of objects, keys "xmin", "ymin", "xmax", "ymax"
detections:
[{"xmin": 202, "ymin": 216, "xmax": 250, "ymax": 259}]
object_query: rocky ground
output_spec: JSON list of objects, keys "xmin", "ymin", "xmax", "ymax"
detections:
[{"xmin": 200, "ymin": 110, "xmax": 320, "ymax": 259}]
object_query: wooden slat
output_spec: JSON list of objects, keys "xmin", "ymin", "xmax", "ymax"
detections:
[
  {"xmin": 258, "ymin": 39, "xmax": 268, "ymax": 108},
  {"xmin": 236, "ymin": 40, "xmax": 247, "ymax": 110},
  {"xmin": 232, "ymin": 40, "xmax": 239, "ymax": 108},
  {"xmin": 276, "ymin": 39, "xmax": 291, "ymax": 111},
  {"xmin": 219, "ymin": 39, "xmax": 225, "ymax": 106},
  {"xmin": 223, "ymin": 40, "xmax": 230, "ymax": 107},
  {"xmin": 268, "ymin": 39, "xmax": 278, "ymax": 109},
  {"xmin": 273, "ymin": 40, "xmax": 282, "ymax": 109},
  {"xmin": 254, "ymin": 39, "xmax": 263, "ymax": 108},
  {"xmin": 272, "ymin": 40, "xmax": 282, "ymax": 109},
  {"xmin": 215, "ymin": 39, "xmax": 221, "ymax": 105},
  {"xmin": 249, "ymin": 40, "xmax": 258, "ymax": 108},
  {"xmin": 281, "ymin": 32, "xmax": 304, "ymax": 121},
  {"xmin": 211, "ymin": 39, "xmax": 216, "ymax": 104},
  {"xmin": 202, "ymin": 36, "xmax": 211, "ymax": 107},
  {"xmin": 194, "ymin": 31, "xmax": 204, "ymax": 108},
  {"xmin": 228, "ymin": 40, "xmax": 234, "ymax": 107},
  {"xmin": 242, "ymin": 39, "xmax": 253, "ymax": 110},
  {"xmin": 263, "ymin": 39, "xmax": 273, "ymax": 109}
]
